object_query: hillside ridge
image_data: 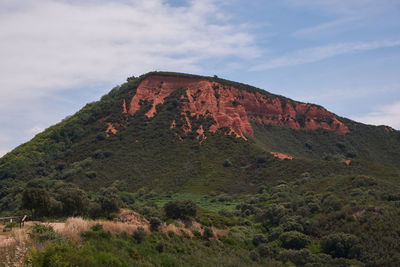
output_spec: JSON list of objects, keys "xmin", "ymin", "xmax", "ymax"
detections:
[{"xmin": 105, "ymin": 73, "xmax": 350, "ymax": 140}]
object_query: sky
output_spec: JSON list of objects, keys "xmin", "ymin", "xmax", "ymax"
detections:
[{"xmin": 1, "ymin": 0, "xmax": 400, "ymax": 157}]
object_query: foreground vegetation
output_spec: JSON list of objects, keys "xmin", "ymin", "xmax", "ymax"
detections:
[{"xmin": 1, "ymin": 170, "xmax": 398, "ymax": 266}]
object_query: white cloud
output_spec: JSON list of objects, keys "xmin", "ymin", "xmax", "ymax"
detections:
[
  {"xmin": 288, "ymin": 0, "xmax": 400, "ymax": 37},
  {"xmin": 293, "ymin": 17, "xmax": 357, "ymax": 36},
  {"xmin": 0, "ymin": 0, "xmax": 259, "ymax": 108},
  {"xmin": 285, "ymin": 0, "xmax": 399, "ymax": 16},
  {"xmin": 0, "ymin": 134, "xmax": 11, "ymax": 143},
  {"xmin": 251, "ymin": 40, "xmax": 400, "ymax": 71},
  {"xmin": 352, "ymin": 102, "xmax": 400, "ymax": 129},
  {"xmin": 0, "ymin": 0, "xmax": 259, "ymax": 155}
]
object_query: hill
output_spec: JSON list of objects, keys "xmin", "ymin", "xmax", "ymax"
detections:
[{"xmin": 1, "ymin": 72, "xmax": 400, "ymax": 266}]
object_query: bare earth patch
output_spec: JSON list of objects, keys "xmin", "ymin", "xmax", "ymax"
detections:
[{"xmin": 270, "ymin": 152, "xmax": 294, "ymax": 160}]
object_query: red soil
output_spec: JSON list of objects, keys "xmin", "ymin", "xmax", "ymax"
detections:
[
  {"xmin": 106, "ymin": 123, "xmax": 117, "ymax": 137},
  {"xmin": 121, "ymin": 74, "xmax": 350, "ymax": 139},
  {"xmin": 385, "ymin": 126, "xmax": 394, "ymax": 132},
  {"xmin": 122, "ymin": 99, "xmax": 128, "ymax": 114},
  {"xmin": 98, "ymin": 115, "xmax": 110, "ymax": 122},
  {"xmin": 270, "ymin": 152, "xmax": 294, "ymax": 160}
]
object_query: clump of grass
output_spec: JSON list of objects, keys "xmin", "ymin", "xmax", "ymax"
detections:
[
  {"xmin": 59, "ymin": 217, "xmax": 90, "ymax": 240},
  {"xmin": 98, "ymin": 220, "xmax": 140, "ymax": 235}
]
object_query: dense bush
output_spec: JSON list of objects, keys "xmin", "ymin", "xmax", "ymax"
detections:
[
  {"xmin": 203, "ymin": 227, "xmax": 214, "ymax": 240},
  {"xmin": 279, "ymin": 231, "xmax": 311, "ymax": 249},
  {"xmin": 98, "ymin": 186, "xmax": 123, "ymax": 216},
  {"xmin": 133, "ymin": 227, "xmax": 146, "ymax": 244},
  {"xmin": 57, "ymin": 187, "xmax": 89, "ymax": 216},
  {"xmin": 278, "ymin": 249, "xmax": 313, "ymax": 266},
  {"xmin": 29, "ymin": 224, "xmax": 61, "ymax": 243},
  {"xmin": 22, "ymin": 188, "xmax": 50, "ymax": 218},
  {"xmin": 164, "ymin": 200, "xmax": 197, "ymax": 219},
  {"xmin": 320, "ymin": 233, "xmax": 360, "ymax": 259},
  {"xmin": 253, "ymin": 234, "xmax": 268, "ymax": 246},
  {"xmin": 150, "ymin": 217, "xmax": 162, "ymax": 232}
]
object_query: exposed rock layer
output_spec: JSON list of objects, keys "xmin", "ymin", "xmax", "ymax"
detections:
[{"xmin": 127, "ymin": 75, "xmax": 349, "ymax": 138}]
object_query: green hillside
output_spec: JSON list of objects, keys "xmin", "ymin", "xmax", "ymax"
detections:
[{"xmin": 1, "ymin": 72, "xmax": 400, "ymax": 266}]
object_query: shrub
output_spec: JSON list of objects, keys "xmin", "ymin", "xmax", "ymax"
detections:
[
  {"xmin": 29, "ymin": 224, "xmax": 61, "ymax": 243},
  {"xmin": 91, "ymin": 223, "xmax": 103, "ymax": 231},
  {"xmin": 249, "ymin": 251, "xmax": 259, "ymax": 261},
  {"xmin": 281, "ymin": 217, "xmax": 304, "ymax": 232},
  {"xmin": 164, "ymin": 200, "xmax": 197, "ymax": 219},
  {"xmin": 257, "ymin": 244, "xmax": 277, "ymax": 258},
  {"xmin": 98, "ymin": 187, "xmax": 123, "ymax": 215},
  {"xmin": 261, "ymin": 204, "xmax": 288, "ymax": 225},
  {"xmin": 320, "ymin": 233, "xmax": 360, "ymax": 259},
  {"xmin": 133, "ymin": 227, "xmax": 146, "ymax": 244},
  {"xmin": 96, "ymin": 132, "xmax": 106, "ymax": 140},
  {"xmin": 278, "ymin": 249, "xmax": 313, "ymax": 266},
  {"xmin": 268, "ymin": 227, "xmax": 283, "ymax": 241},
  {"xmin": 88, "ymin": 202, "xmax": 103, "ymax": 218},
  {"xmin": 156, "ymin": 242, "xmax": 164, "ymax": 253},
  {"xmin": 203, "ymin": 227, "xmax": 214, "ymax": 240},
  {"xmin": 296, "ymin": 113, "xmax": 306, "ymax": 127},
  {"xmin": 253, "ymin": 234, "xmax": 268, "ymax": 246},
  {"xmin": 85, "ymin": 171, "xmax": 97, "ymax": 178},
  {"xmin": 322, "ymin": 195, "xmax": 342, "ymax": 213},
  {"xmin": 223, "ymin": 159, "xmax": 232, "ymax": 167},
  {"xmin": 150, "ymin": 217, "xmax": 162, "ymax": 232},
  {"xmin": 192, "ymin": 230, "xmax": 202, "ymax": 238},
  {"xmin": 279, "ymin": 231, "xmax": 311, "ymax": 249}
]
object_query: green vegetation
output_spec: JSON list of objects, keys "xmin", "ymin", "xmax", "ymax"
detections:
[
  {"xmin": 1, "ymin": 72, "xmax": 400, "ymax": 266},
  {"xmin": 164, "ymin": 200, "xmax": 197, "ymax": 219},
  {"xmin": 24, "ymin": 171, "xmax": 400, "ymax": 266}
]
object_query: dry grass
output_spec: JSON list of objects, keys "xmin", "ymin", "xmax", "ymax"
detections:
[
  {"xmin": 0, "ymin": 227, "xmax": 30, "ymax": 267},
  {"xmin": 50, "ymin": 215, "xmax": 150, "ymax": 239},
  {"xmin": 0, "ymin": 210, "xmax": 229, "ymax": 266},
  {"xmin": 161, "ymin": 222, "xmax": 193, "ymax": 237},
  {"xmin": 53, "ymin": 217, "xmax": 90, "ymax": 240},
  {"xmin": 99, "ymin": 220, "xmax": 150, "ymax": 235}
]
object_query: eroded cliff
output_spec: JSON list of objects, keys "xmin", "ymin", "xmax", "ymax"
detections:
[
  {"xmin": 125, "ymin": 75, "xmax": 349, "ymax": 138},
  {"xmin": 105, "ymin": 74, "xmax": 349, "ymax": 139}
]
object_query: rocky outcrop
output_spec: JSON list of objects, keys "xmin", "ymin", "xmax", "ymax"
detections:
[{"xmin": 124, "ymin": 74, "xmax": 349, "ymax": 139}]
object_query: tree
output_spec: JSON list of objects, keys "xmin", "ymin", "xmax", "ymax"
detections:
[
  {"xmin": 150, "ymin": 217, "xmax": 162, "ymax": 232},
  {"xmin": 203, "ymin": 227, "xmax": 214, "ymax": 240},
  {"xmin": 98, "ymin": 186, "xmax": 122, "ymax": 215},
  {"xmin": 279, "ymin": 231, "xmax": 311, "ymax": 249},
  {"xmin": 58, "ymin": 188, "xmax": 89, "ymax": 216},
  {"xmin": 133, "ymin": 227, "xmax": 146, "ymax": 243},
  {"xmin": 320, "ymin": 233, "xmax": 360, "ymax": 259},
  {"xmin": 22, "ymin": 188, "xmax": 50, "ymax": 219},
  {"xmin": 164, "ymin": 200, "xmax": 197, "ymax": 219},
  {"xmin": 253, "ymin": 234, "xmax": 268, "ymax": 246}
]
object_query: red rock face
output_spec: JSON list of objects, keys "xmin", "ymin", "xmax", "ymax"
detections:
[
  {"xmin": 106, "ymin": 123, "xmax": 118, "ymax": 137},
  {"xmin": 270, "ymin": 152, "xmax": 294, "ymax": 160},
  {"xmin": 125, "ymin": 75, "xmax": 349, "ymax": 139}
]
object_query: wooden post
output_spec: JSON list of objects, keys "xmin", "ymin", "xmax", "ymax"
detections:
[{"xmin": 20, "ymin": 215, "xmax": 27, "ymax": 228}]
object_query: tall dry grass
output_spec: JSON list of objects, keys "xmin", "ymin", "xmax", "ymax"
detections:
[
  {"xmin": 54, "ymin": 217, "xmax": 90, "ymax": 240},
  {"xmin": 51, "ymin": 217, "xmax": 150, "ymax": 240},
  {"xmin": 0, "ymin": 227, "xmax": 30, "ymax": 267}
]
